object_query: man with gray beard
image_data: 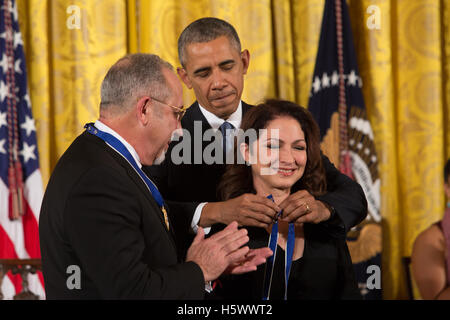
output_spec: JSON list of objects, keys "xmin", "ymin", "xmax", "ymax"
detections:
[{"xmin": 39, "ymin": 53, "xmax": 272, "ymax": 299}]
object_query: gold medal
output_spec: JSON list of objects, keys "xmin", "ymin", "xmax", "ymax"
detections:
[{"xmin": 161, "ymin": 206, "xmax": 169, "ymax": 230}]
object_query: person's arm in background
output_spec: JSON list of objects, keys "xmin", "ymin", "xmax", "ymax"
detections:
[
  {"xmin": 316, "ymin": 154, "xmax": 368, "ymax": 236},
  {"xmin": 144, "ymin": 161, "xmax": 278, "ymax": 232},
  {"xmin": 411, "ymin": 225, "xmax": 450, "ymax": 300}
]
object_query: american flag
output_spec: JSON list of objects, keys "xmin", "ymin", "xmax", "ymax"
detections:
[
  {"xmin": 0, "ymin": 0, "xmax": 45, "ymax": 299},
  {"xmin": 308, "ymin": 0, "xmax": 381, "ymax": 299}
]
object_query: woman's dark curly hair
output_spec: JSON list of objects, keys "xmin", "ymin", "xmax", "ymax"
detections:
[{"xmin": 218, "ymin": 99, "xmax": 327, "ymax": 200}]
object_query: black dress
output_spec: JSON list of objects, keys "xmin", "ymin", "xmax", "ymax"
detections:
[{"xmin": 216, "ymin": 223, "xmax": 361, "ymax": 300}]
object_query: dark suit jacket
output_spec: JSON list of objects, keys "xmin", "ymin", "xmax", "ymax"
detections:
[
  {"xmin": 39, "ymin": 130, "xmax": 205, "ymax": 299},
  {"xmin": 217, "ymin": 224, "xmax": 361, "ymax": 300},
  {"xmin": 144, "ymin": 101, "xmax": 368, "ymax": 256}
]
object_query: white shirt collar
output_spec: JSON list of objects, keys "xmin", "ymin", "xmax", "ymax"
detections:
[
  {"xmin": 94, "ymin": 120, "xmax": 142, "ymax": 168},
  {"xmin": 198, "ymin": 101, "xmax": 242, "ymax": 131}
]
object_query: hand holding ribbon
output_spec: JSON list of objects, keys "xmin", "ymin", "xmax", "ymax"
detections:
[{"xmin": 279, "ymin": 190, "xmax": 331, "ymax": 225}]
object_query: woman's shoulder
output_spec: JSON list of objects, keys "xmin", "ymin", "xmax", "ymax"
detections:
[
  {"xmin": 412, "ymin": 222, "xmax": 446, "ymax": 266},
  {"xmin": 414, "ymin": 223, "xmax": 445, "ymax": 250}
]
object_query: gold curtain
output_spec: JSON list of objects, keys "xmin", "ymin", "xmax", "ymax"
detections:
[
  {"xmin": 16, "ymin": 0, "xmax": 127, "ymax": 186},
  {"xmin": 17, "ymin": 0, "xmax": 450, "ymax": 299}
]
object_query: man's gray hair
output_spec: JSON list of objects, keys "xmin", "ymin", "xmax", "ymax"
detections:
[
  {"xmin": 178, "ymin": 17, "xmax": 241, "ymax": 67},
  {"xmin": 100, "ymin": 53, "xmax": 174, "ymax": 114}
]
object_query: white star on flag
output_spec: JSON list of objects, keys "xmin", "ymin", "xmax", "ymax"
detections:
[
  {"xmin": 20, "ymin": 141, "xmax": 36, "ymax": 163},
  {"xmin": 15, "ymin": 58, "xmax": 21, "ymax": 74},
  {"xmin": 23, "ymin": 93, "xmax": 31, "ymax": 108},
  {"xmin": 0, "ymin": 139, "xmax": 6, "ymax": 154},
  {"xmin": 10, "ymin": 0, "xmax": 19, "ymax": 23},
  {"xmin": 322, "ymin": 73, "xmax": 330, "ymax": 88},
  {"xmin": 331, "ymin": 71, "xmax": 339, "ymax": 86},
  {"xmin": 0, "ymin": 111, "xmax": 6, "ymax": 128},
  {"xmin": 312, "ymin": 76, "xmax": 321, "ymax": 93},
  {"xmin": 0, "ymin": 80, "xmax": 8, "ymax": 102},
  {"xmin": 348, "ymin": 70, "xmax": 358, "ymax": 86},
  {"xmin": 21, "ymin": 115, "xmax": 36, "ymax": 136},
  {"xmin": 0, "ymin": 53, "xmax": 8, "ymax": 72},
  {"xmin": 13, "ymin": 31, "xmax": 23, "ymax": 49}
]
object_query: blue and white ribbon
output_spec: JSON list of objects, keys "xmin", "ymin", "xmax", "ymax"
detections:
[
  {"xmin": 263, "ymin": 195, "xmax": 295, "ymax": 300},
  {"xmin": 85, "ymin": 123, "xmax": 169, "ymax": 229}
]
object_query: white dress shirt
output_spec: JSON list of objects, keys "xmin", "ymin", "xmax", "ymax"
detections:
[
  {"xmin": 190, "ymin": 102, "xmax": 243, "ymax": 234},
  {"xmin": 95, "ymin": 120, "xmax": 142, "ymax": 168},
  {"xmin": 94, "ymin": 120, "xmax": 164, "ymax": 205}
]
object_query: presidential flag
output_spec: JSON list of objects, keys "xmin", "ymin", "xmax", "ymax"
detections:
[
  {"xmin": 0, "ymin": 0, "xmax": 45, "ymax": 299},
  {"xmin": 308, "ymin": 0, "xmax": 382, "ymax": 299}
]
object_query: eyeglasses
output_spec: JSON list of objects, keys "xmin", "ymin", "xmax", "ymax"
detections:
[{"xmin": 150, "ymin": 96, "xmax": 187, "ymax": 121}]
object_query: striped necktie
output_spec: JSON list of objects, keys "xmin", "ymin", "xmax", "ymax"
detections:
[{"xmin": 219, "ymin": 121, "xmax": 234, "ymax": 163}]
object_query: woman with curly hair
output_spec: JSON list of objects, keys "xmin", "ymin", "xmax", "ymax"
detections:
[{"xmin": 217, "ymin": 99, "xmax": 360, "ymax": 300}]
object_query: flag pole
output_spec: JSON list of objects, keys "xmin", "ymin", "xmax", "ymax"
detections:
[
  {"xmin": 3, "ymin": 0, "xmax": 24, "ymax": 220},
  {"xmin": 335, "ymin": 0, "xmax": 354, "ymax": 179}
]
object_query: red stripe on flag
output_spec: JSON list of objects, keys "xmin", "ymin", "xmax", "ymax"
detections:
[
  {"xmin": 22, "ymin": 198, "xmax": 45, "ymax": 289},
  {"xmin": 22, "ymin": 199, "xmax": 41, "ymax": 258},
  {"xmin": 0, "ymin": 223, "xmax": 22, "ymax": 294}
]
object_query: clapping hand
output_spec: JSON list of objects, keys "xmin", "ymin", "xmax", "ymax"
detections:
[
  {"xmin": 225, "ymin": 247, "xmax": 273, "ymax": 274},
  {"xmin": 186, "ymin": 221, "xmax": 272, "ymax": 282}
]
